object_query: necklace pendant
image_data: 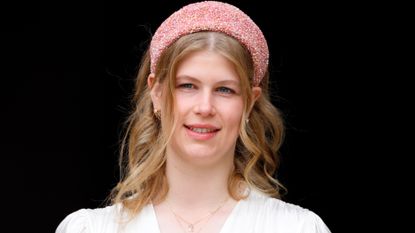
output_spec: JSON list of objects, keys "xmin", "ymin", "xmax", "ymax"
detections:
[{"xmin": 188, "ymin": 224, "xmax": 194, "ymax": 232}]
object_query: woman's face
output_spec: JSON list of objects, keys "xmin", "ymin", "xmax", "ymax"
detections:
[{"xmin": 167, "ymin": 50, "xmax": 244, "ymax": 166}]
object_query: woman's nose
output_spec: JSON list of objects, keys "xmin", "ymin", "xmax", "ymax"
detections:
[{"xmin": 194, "ymin": 90, "xmax": 216, "ymax": 117}]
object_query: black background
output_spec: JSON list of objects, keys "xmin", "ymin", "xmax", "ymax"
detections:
[{"xmin": 2, "ymin": 0, "xmax": 384, "ymax": 232}]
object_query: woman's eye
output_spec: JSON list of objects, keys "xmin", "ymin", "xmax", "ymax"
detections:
[
  {"xmin": 217, "ymin": 87, "xmax": 234, "ymax": 94},
  {"xmin": 179, "ymin": 83, "xmax": 194, "ymax": 89}
]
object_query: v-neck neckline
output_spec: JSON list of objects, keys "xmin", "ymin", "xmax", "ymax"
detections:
[{"xmin": 150, "ymin": 199, "xmax": 243, "ymax": 233}]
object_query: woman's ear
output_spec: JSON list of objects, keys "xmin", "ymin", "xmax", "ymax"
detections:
[
  {"xmin": 248, "ymin": 87, "xmax": 262, "ymax": 114},
  {"xmin": 147, "ymin": 74, "xmax": 163, "ymax": 110}
]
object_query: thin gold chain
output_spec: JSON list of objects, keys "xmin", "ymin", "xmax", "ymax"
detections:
[
  {"xmin": 172, "ymin": 209, "xmax": 215, "ymax": 233},
  {"xmin": 166, "ymin": 198, "xmax": 229, "ymax": 233}
]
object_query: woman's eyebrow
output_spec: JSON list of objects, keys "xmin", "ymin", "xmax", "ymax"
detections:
[
  {"xmin": 176, "ymin": 75, "xmax": 240, "ymax": 86},
  {"xmin": 216, "ymin": 80, "xmax": 240, "ymax": 86},
  {"xmin": 176, "ymin": 75, "xmax": 200, "ymax": 83},
  {"xmin": 176, "ymin": 75, "xmax": 198, "ymax": 80}
]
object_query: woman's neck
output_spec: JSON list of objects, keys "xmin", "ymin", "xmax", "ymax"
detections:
[{"xmin": 163, "ymin": 152, "xmax": 233, "ymax": 210}]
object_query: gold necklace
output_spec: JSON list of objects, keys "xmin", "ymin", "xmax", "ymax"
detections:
[{"xmin": 167, "ymin": 198, "xmax": 229, "ymax": 233}]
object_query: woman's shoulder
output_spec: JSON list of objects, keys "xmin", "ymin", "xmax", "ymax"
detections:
[
  {"xmin": 239, "ymin": 189, "xmax": 331, "ymax": 232},
  {"xmin": 56, "ymin": 205, "xmax": 122, "ymax": 233},
  {"xmin": 247, "ymin": 189, "xmax": 311, "ymax": 215}
]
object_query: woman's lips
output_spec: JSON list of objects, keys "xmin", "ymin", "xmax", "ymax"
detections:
[{"xmin": 184, "ymin": 124, "xmax": 220, "ymax": 140}]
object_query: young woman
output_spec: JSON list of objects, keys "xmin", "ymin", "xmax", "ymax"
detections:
[{"xmin": 57, "ymin": 1, "xmax": 331, "ymax": 232}]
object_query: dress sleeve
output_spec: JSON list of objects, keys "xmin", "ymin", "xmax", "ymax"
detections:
[
  {"xmin": 303, "ymin": 211, "xmax": 331, "ymax": 233},
  {"xmin": 56, "ymin": 209, "xmax": 91, "ymax": 233}
]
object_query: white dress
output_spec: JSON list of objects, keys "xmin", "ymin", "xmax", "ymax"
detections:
[{"xmin": 56, "ymin": 190, "xmax": 331, "ymax": 233}]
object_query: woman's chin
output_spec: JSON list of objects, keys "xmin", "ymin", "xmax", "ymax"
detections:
[
  {"xmin": 181, "ymin": 148, "xmax": 224, "ymax": 165},
  {"xmin": 185, "ymin": 148, "xmax": 217, "ymax": 160}
]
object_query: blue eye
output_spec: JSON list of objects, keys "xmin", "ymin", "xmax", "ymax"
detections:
[{"xmin": 217, "ymin": 87, "xmax": 234, "ymax": 94}]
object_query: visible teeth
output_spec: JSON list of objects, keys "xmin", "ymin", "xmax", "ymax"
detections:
[{"xmin": 190, "ymin": 127, "xmax": 216, "ymax": 133}]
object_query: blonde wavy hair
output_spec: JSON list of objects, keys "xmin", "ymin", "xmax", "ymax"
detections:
[{"xmin": 110, "ymin": 32, "xmax": 285, "ymax": 217}]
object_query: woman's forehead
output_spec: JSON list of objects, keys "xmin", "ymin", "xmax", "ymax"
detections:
[{"xmin": 175, "ymin": 51, "xmax": 241, "ymax": 83}]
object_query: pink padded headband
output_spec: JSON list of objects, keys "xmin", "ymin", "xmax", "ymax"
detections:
[{"xmin": 149, "ymin": 1, "xmax": 269, "ymax": 86}]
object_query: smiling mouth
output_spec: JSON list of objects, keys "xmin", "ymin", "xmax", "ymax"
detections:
[{"xmin": 184, "ymin": 125, "xmax": 220, "ymax": 133}]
